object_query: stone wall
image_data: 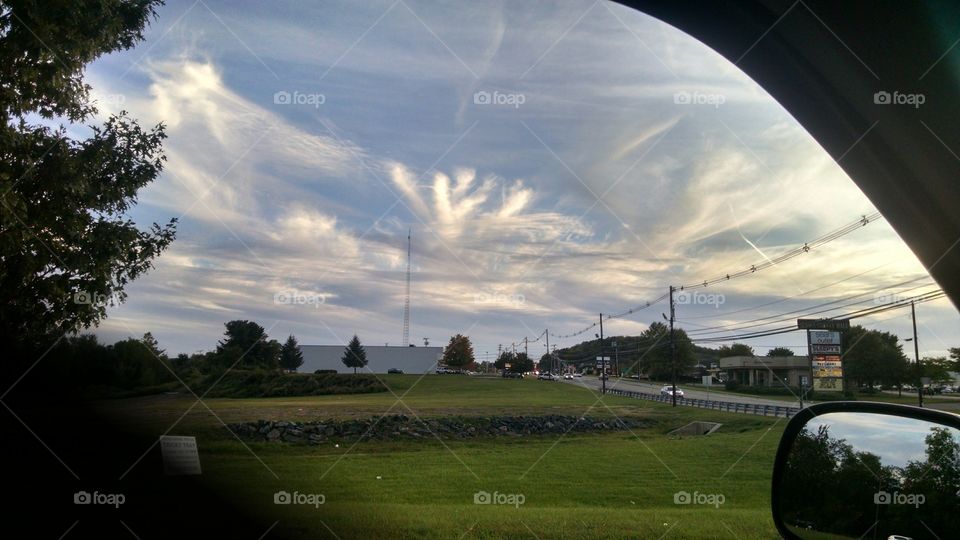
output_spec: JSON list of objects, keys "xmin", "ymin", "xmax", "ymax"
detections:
[{"xmin": 229, "ymin": 414, "xmax": 650, "ymax": 445}]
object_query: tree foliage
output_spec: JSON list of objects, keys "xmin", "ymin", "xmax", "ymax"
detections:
[
  {"xmin": 638, "ymin": 322, "xmax": 696, "ymax": 380},
  {"xmin": 766, "ymin": 346, "xmax": 794, "ymax": 357},
  {"xmin": 279, "ymin": 334, "xmax": 304, "ymax": 372},
  {"xmin": 442, "ymin": 334, "xmax": 474, "ymax": 368},
  {"xmin": 341, "ymin": 335, "xmax": 367, "ymax": 374},
  {"xmin": 717, "ymin": 343, "xmax": 755, "ymax": 357},
  {"xmin": 214, "ymin": 320, "xmax": 281, "ymax": 371},
  {"xmin": 0, "ymin": 0, "xmax": 175, "ymax": 357},
  {"xmin": 538, "ymin": 353, "xmax": 558, "ymax": 373},
  {"xmin": 840, "ymin": 325, "xmax": 909, "ymax": 388}
]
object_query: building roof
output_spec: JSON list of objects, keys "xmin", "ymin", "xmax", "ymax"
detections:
[{"xmin": 719, "ymin": 356, "xmax": 810, "ymax": 369}]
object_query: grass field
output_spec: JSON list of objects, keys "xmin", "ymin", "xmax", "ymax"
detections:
[{"xmin": 100, "ymin": 375, "xmax": 786, "ymax": 538}]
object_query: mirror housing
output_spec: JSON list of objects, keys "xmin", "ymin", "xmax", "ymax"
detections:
[{"xmin": 772, "ymin": 402, "xmax": 960, "ymax": 539}]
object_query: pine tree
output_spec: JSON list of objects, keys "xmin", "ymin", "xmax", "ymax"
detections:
[
  {"xmin": 342, "ymin": 335, "xmax": 367, "ymax": 374},
  {"xmin": 280, "ymin": 335, "xmax": 304, "ymax": 372}
]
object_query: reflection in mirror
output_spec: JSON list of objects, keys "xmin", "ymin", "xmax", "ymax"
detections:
[{"xmin": 778, "ymin": 412, "xmax": 959, "ymax": 540}]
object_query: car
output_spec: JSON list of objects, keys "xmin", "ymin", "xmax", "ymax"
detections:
[
  {"xmin": 387, "ymin": 368, "xmax": 404, "ymax": 374},
  {"xmin": 537, "ymin": 372, "xmax": 558, "ymax": 381},
  {"xmin": 501, "ymin": 371, "xmax": 523, "ymax": 379},
  {"xmin": 942, "ymin": 386, "xmax": 956, "ymax": 394},
  {"xmin": 660, "ymin": 385, "xmax": 684, "ymax": 398},
  {"xmin": 563, "ymin": 373, "xmax": 573, "ymax": 380},
  {"xmin": 573, "ymin": 373, "xmax": 582, "ymax": 378}
]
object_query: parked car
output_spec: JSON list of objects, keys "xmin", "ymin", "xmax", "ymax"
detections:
[
  {"xmin": 502, "ymin": 371, "xmax": 523, "ymax": 379},
  {"xmin": 660, "ymin": 385, "xmax": 684, "ymax": 398},
  {"xmin": 387, "ymin": 368, "xmax": 404, "ymax": 374},
  {"xmin": 573, "ymin": 373, "xmax": 582, "ymax": 378}
]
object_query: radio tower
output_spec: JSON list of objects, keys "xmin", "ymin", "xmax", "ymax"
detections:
[{"xmin": 402, "ymin": 228, "xmax": 411, "ymax": 347}]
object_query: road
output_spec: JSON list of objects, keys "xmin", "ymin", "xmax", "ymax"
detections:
[
  {"xmin": 562, "ymin": 376, "xmax": 805, "ymax": 408},
  {"xmin": 562, "ymin": 377, "xmax": 960, "ymax": 412}
]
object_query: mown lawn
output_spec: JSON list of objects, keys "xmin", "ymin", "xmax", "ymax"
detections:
[{"xmin": 98, "ymin": 375, "xmax": 786, "ymax": 538}]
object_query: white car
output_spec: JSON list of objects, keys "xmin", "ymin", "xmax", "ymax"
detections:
[
  {"xmin": 660, "ymin": 385, "xmax": 684, "ymax": 398},
  {"xmin": 563, "ymin": 373, "xmax": 573, "ymax": 380},
  {"xmin": 573, "ymin": 373, "xmax": 582, "ymax": 378}
]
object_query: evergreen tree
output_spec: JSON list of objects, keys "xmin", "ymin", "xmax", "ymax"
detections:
[
  {"xmin": 342, "ymin": 335, "xmax": 367, "ymax": 374},
  {"xmin": 279, "ymin": 335, "xmax": 304, "ymax": 372}
]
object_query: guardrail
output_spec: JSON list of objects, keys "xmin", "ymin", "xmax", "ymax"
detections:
[{"xmin": 606, "ymin": 388, "xmax": 800, "ymax": 418}]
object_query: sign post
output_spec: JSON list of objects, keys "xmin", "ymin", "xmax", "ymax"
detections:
[{"xmin": 799, "ymin": 320, "xmax": 848, "ymax": 397}]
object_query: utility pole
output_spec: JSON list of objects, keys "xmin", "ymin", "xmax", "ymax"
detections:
[
  {"xmin": 524, "ymin": 337, "xmax": 528, "ymax": 359},
  {"xmin": 912, "ymin": 300, "xmax": 923, "ymax": 408},
  {"xmin": 600, "ymin": 313, "xmax": 605, "ymax": 395},
  {"xmin": 545, "ymin": 329, "xmax": 550, "ymax": 372},
  {"xmin": 670, "ymin": 286, "xmax": 677, "ymax": 407}
]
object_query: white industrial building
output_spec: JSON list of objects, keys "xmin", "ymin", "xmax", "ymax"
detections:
[{"xmin": 298, "ymin": 345, "xmax": 444, "ymax": 374}]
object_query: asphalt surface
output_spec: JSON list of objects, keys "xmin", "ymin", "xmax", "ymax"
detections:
[
  {"xmin": 560, "ymin": 376, "xmax": 804, "ymax": 408},
  {"xmin": 560, "ymin": 377, "xmax": 960, "ymax": 412}
]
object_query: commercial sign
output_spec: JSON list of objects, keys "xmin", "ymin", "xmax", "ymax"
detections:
[
  {"xmin": 806, "ymin": 329, "xmax": 843, "ymax": 392},
  {"xmin": 810, "ymin": 344, "xmax": 841, "ymax": 354},
  {"xmin": 813, "ymin": 377, "xmax": 843, "ymax": 391},
  {"xmin": 798, "ymin": 318, "xmax": 850, "ymax": 330},
  {"xmin": 809, "ymin": 331, "xmax": 841, "ymax": 345},
  {"xmin": 812, "ymin": 356, "xmax": 843, "ymax": 378}
]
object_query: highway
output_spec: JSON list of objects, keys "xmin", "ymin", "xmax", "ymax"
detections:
[{"xmin": 562, "ymin": 376, "xmax": 805, "ymax": 408}]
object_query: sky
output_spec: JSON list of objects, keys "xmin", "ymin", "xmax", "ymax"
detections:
[
  {"xmin": 807, "ymin": 412, "xmax": 959, "ymax": 467},
  {"xmin": 82, "ymin": 0, "xmax": 959, "ymax": 359}
]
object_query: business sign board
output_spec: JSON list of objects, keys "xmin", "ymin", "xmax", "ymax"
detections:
[
  {"xmin": 812, "ymin": 356, "xmax": 843, "ymax": 378},
  {"xmin": 159, "ymin": 435, "xmax": 201, "ymax": 476},
  {"xmin": 813, "ymin": 377, "xmax": 843, "ymax": 391},
  {"xmin": 807, "ymin": 329, "xmax": 843, "ymax": 392},
  {"xmin": 809, "ymin": 331, "xmax": 841, "ymax": 345},
  {"xmin": 798, "ymin": 318, "xmax": 850, "ymax": 330},
  {"xmin": 810, "ymin": 344, "xmax": 841, "ymax": 354}
]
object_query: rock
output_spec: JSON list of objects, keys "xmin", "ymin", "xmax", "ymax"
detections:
[{"xmin": 266, "ymin": 429, "xmax": 281, "ymax": 440}]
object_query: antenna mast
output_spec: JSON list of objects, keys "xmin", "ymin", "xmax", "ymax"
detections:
[{"xmin": 402, "ymin": 228, "xmax": 411, "ymax": 346}]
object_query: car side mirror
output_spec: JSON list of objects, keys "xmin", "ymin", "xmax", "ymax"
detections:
[{"xmin": 771, "ymin": 402, "xmax": 960, "ymax": 539}]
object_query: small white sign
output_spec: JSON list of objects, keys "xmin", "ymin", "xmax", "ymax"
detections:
[
  {"xmin": 160, "ymin": 435, "xmax": 202, "ymax": 476},
  {"xmin": 809, "ymin": 330, "xmax": 841, "ymax": 345}
]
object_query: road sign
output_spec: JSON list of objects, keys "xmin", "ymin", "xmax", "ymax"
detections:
[{"xmin": 798, "ymin": 318, "xmax": 850, "ymax": 330}]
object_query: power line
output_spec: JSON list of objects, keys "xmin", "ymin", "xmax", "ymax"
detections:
[
  {"xmin": 681, "ymin": 278, "xmax": 936, "ymax": 336},
  {"xmin": 551, "ymin": 212, "xmax": 883, "ymax": 341}
]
